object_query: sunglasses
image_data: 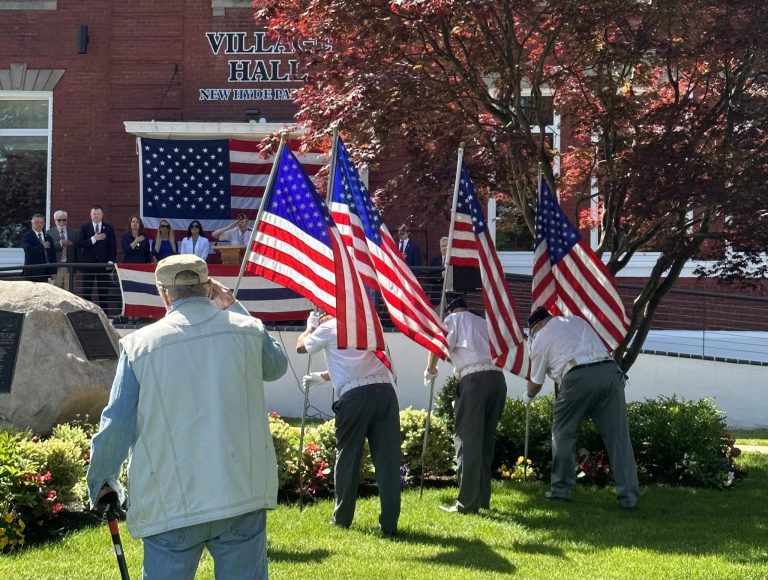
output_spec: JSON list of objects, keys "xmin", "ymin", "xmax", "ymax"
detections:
[
  {"xmin": 56, "ymin": 218, "xmax": 67, "ymax": 222},
  {"xmin": 160, "ymin": 224, "xmax": 170, "ymax": 228},
  {"xmin": 191, "ymin": 224, "xmax": 200, "ymax": 229}
]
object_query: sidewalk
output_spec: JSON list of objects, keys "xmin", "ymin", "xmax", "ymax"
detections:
[{"xmin": 739, "ymin": 445, "xmax": 768, "ymax": 454}]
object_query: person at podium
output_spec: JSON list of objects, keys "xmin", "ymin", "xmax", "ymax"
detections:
[{"xmin": 212, "ymin": 213, "xmax": 252, "ymax": 247}]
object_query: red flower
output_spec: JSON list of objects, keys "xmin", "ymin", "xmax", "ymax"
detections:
[{"xmin": 52, "ymin": 503, "xmax": 63, "ymax": 514}]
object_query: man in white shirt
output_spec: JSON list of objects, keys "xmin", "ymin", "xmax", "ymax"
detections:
[
  {"xmin": 211, "ymin": 213, "xmax": 252, "ymax": 246},
  {"xmin": 526, "ymin": 306, "xmax": 639, "ymax": 511},
  {"xmin": 297, "ymin": 311, "xmax": 401, "ymax": 537},
  {"xmin": 425, "ymin": 292, "xmax": 506, "ymax": 514}
]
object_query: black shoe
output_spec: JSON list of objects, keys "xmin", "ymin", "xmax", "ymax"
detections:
[
  {"xmin": 544, "ymin": 491, "xmax": 570, "ymax": 502},
  {"xmin": 329, "ymin": 519, "xmax": 350, "ymax": 528},
  {"xmin": 381, "ymin": 529, "xmax": 398, "ymax": 538}
]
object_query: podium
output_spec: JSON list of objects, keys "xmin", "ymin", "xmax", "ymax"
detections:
[{"xmin": 214, "ymin": 245, "xmax": 246, "ymax": 265}]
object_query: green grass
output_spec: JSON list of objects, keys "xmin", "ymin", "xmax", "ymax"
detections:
[
  {"xmin": 730, "ymin": 428, "xmax": 768, "ymax": 447},
  {"xmin": 2, "ymin": 453, "xmax": 768, "ymax": 579}
]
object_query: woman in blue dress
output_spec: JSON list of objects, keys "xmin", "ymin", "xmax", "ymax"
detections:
[{"xmin": 151, "ymin": 220, "xmax": 177, "ymax": 263}]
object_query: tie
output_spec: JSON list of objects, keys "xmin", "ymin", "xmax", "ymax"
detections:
[
  {"xmin": 401, "ymin": 241, "xmax": 406, "ymax": 253},
  {"xmin": 39, "ymin": 233, "xmax": 49, "ymax": 263},
  {"xmin": 95, "ymin": 223, "xmax": 100, "ymax": 235},
  {"xmin": 60, "ymin": 230, "xmax": 67, "ymax": 262},
  {"xmin": 239, "ymin": 230, "xmax": 246, "ymax": 246}
]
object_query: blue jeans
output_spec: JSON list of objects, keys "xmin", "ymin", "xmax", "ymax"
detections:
[{"xmin": 142, "ymin": 509, "xmax": 268, "ymax": 580}]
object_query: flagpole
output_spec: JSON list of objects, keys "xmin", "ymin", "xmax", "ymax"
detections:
[
  {"xmin": 326, "ymin": 126, "xmax": 340, "ymax": 205},
  {"xmin": 419, "ymin": 142, "xmax": 465, "ymax": 497},
  {"xmin": 232, "ymin": 132, "xmax": 289, "ymax": 297}
]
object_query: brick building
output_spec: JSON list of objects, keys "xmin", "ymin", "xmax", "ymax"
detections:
[{"xmin": 0, "ymin": 0, "xmax": 761, "ymax": 302}]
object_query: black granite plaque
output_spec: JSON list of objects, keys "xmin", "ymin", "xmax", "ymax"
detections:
[
  {"xmin": 0, "ymin": 311, "xmax": 24, "ymax": 394},
  {"xmin": 66, "ymin": 311, "xmax": 118, "ymax": 360}
]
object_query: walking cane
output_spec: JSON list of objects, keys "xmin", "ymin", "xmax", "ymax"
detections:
[{"xmin": 96, "ymin": 491, "xmax": 130, "ymax": 580}]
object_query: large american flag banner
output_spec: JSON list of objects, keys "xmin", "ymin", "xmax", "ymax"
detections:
[
  {"xmin": 330, "ymin": 138, "xmax": 449, "ymax": 358},
  {"xmin": 246, "ymin": 144, "xmax": 384, "ymax": 351},
  {"xmin": 116, "ymin": 263, "xmax": 312, "ymax": 321},
  {"xmin": 138, "ymin": 138, "xmax": 324, "ymax": 234},
  {"xmin": 448, "ymin": 162, "xmax": 529, "ymax": 377},
  {"xmin": 532, "ymin": 180, "xmax": 630, "ymax": 350}
]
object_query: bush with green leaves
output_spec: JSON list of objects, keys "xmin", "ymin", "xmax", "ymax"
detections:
[
  {"xmin": 437, "ymin": 382, "xmax": 740, "ymax": 489},
  {"xmin": 399, "ymin": 407, "xmax": 454, "ymax": 477},
  {"xmin": 269, "ymin": 414, "xmax": 299, "ymax": 489},
  {"xmin": 628, "ymin": 396, "xmax": 739, "ymax": 488}
]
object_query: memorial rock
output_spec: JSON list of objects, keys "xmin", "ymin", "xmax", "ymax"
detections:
[{"xmin": 0, "ymin": 281, "xmax": 120, "ymax": 433}]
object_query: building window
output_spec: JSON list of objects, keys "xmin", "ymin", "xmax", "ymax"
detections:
[
  {"xmin": 495, "ymin": 93, "xmax": 560, "ymax": 251},
  {"xmin": 0, "ymin": 93, "xmax": 52, "ymax": 249},
  {"xmin": 211, "ymin": 0, "xmax": 251, "ymax": 16},
  {"xmin": 0, "ymin": 1, "xmax": 57, "ymax": 9}
]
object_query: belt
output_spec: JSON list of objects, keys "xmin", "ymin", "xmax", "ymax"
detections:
[
  {"xmin": 563, "ymin": 356, "xmax": 614, "ymax": 378},
  {"xmin": 338, "ymin": 373, "xmax": 391, "ymax": 398},
  {"xmin": 458, "ymin": 363, "xmax": 500, "ymax": 380}
]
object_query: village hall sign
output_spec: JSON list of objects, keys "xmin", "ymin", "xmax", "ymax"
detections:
[{"xmin": 199, "ymin": 31, "xmax": 327, "ymax": 101}]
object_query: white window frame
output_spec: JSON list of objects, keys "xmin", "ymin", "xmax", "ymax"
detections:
[{"xmin": 0, "ymin": 91, "xmax": 53, "ymax": 265}]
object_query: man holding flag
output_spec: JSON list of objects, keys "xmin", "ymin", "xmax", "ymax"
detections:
[
  {"xmin": 528, "ymin": 178, "xmax": 637, "ymax": 510},
  {"xmin": 425, "ymin": 151, "xmax": 529, "ymax": 514}
]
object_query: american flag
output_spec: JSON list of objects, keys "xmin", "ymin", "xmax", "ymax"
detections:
[
  {"xmin": 532, "ymin": 180, "xmax": 630, "ymax": 350},
  {"xmin": 138, "ymin": 137, "xmax": 324, "ymax": 235},
  {"xmin": 116, "ymin": 263, "xmax": 312, "ymax": 321},
  {"xmin": 448, "ymin": 162, "xmax": 529, "ymax": 377},
  {"xmin": 246, "ymin": 144, "xmax": 384, "ymax": 351},
  {"xmin": 330, "ymin": 138, "xmax": 449, "ymax": 358}
]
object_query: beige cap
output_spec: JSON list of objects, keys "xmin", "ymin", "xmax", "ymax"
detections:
[{"xmin": 155, "ymin": 254, "xmax": 209, "ymax": 286}]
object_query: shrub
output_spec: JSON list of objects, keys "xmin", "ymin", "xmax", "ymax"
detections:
[
  {"xmin": 308, "ymin": 420, "xmax": 376, "ymax": 484},
  {"xmin": 491, "ymin": 394, "xmax": 739, "ymax": 489},
  {"xmin": 269, "ymin": 414, "xmax": 299, "ymax": 489},
  {"xmin": 628, "ymin": 396, "xmax": 739, "ymax": 488},
  {"xmin": 399, "ymin": 407, "xmax": 454, "ymax": 477},
  {"xmin": 494, "ymin": 396, "xmax": 553, "ymax": 479},
  {"xmin": 18, "ymin": 436, "xmax": 85, "ymax": 505},
  {"xmin": 433, "ymin": 375, "xmax": 458, "ymax": 432}
]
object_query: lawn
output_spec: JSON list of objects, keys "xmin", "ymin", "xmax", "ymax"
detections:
[
  {"xmin": 730, "ymin": 428, "xmax": 768, "ymax": 447},
  {"xmin": 2, "ymin": 451, "xmax": 767, "ymax": 579}
]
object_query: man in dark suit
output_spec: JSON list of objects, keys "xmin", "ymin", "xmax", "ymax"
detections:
[
  {"xmin": 397, "ymin": 224, "xmax": 421, "ymax": 267},
  {"xmin": 78, "ymin": 205, "xmax": 116, "ymax": 310},
  {"xmin": 47, "ymin": 209, "xmax": 79, "ymax": 291},
  {"xmin": 428, "ymin": 236, "xmax": 449, "ymax": 305},
  {"xmin": 21, "ymin": 213, "xmax": 56, "ymax": 282}
]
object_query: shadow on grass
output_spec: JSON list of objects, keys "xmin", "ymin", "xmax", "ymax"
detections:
[
  {"xmin": 24, "ymin": 509, "xmax": 104, "ymax": 548},
  {"xmin": 269, "ymin": 548, "xmax": 333, "ymax": 564},
  {"xmin": 486, "ymin": 454, "xmax": 768, "ymax": 564},
  {"xmin": 392, "ymin": 529, "xmax": 516, "ymax": 574}
]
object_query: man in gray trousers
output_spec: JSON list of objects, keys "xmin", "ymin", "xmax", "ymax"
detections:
[
  {"xmin": 297, "ymin": 311, "xmax": 401, "ymax": 537},
  {"xmin": 426, "ymin": 292, "xmax": 507, "ymax": 514},
  {"xmin": 526, "ymin": 307, "xmax": 639, "ymax": 510}
]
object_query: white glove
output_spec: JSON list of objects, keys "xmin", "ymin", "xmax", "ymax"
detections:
[
  {"xmin": 302, "ymin": 372, "xmax": 327, "ymax": 390},
  {"xmin": 523, "ymin": 393, "xmax": 535, "ymax": 407},
  {"xmin": 306, "ymin": 312, "xmax": 320, "ymax": 330},
  {"xmin": 423, "ymin": 368, "xmax": 438, "ymax": 388}
]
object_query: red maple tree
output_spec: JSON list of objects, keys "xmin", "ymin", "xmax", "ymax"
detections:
[{"xmin": 254, "ymin": 0, "xmax": 768, "ymax": 368}]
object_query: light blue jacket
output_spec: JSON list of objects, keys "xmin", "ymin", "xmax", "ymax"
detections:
[{"xmin": 87, "ymin": 296, "xmax": 287, "ymax": 538}]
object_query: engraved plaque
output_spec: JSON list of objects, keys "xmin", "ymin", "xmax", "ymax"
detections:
[
  {"xmin": 66, "ymin": 311, "xmax": 118, "ymax": 360},
  {"xmin": 0, "ymin": 311, "xmax": 23, "ymax": 394}
]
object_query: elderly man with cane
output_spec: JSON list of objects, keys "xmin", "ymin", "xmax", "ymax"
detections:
[
  {"xmin": 87, "ymin": 254, "xmax": 288, "ymax": 579},
  {"xmin": 526, "ymin": 306, "xmax": 639, "ymax": 510}
]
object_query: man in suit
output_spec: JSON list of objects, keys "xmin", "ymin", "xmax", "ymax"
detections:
[
  {"xmin": 47, "ymin": 209, "xmax": 79, "ymax": 291},
  {"xmin": 428, "ymin": 236, "xmax": 449, "ymax": 305},
  {"xmin": 78, "ymin": 205, "xmax": 117, "ymax": 310},
  {"xmin": 21, "ymin": 213, "xmax": 56, "ymax": 282},
  {"xmin": 397, "ymin": 224, "xmax": 421, "ymax": 267}
]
